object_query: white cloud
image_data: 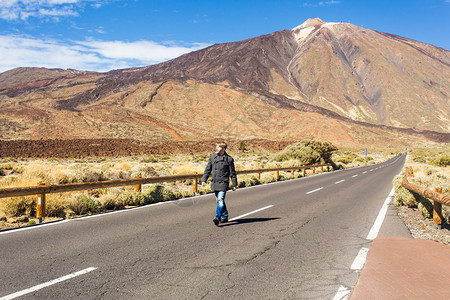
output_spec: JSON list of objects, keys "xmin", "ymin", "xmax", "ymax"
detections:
[
  {"xmin": 303, "ymin": 1, "xmax": 341, "ymax": 7},
  {"xmin": 0, "ymin": 0, "xmax": 103, "ymax": 21},
  {"xmin": 0, "ymin": 35, "xmax": 210, "ymax": 73}
]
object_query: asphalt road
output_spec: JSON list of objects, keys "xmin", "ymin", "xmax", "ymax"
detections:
[{"xmin": 0, "ymin": 153, "xmax": 409, "ymax": 299}]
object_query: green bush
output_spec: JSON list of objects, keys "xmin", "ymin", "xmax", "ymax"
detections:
[
  {"xmin": 69, "ymin": 194, "xmax": 101, "ymax": 215},
  {"xmin": 272, "ymin": 139, "xmax": 335, "ymax": 165},
  {"xmin": 46, "ymin": 197, "xmax": 67, "ymax": 217},
  {"xmin": 431, "ymin": 155, "xmax": 450, "ymax": 167},
  {"xmin": 393, "ymin": 175, "xmax": 434, "ymax": 217},
  {"xmin": 335, "ymin": 156, "xmax": 355, "ymax": 164},
  {"xmin": 1, "ymin": 196, "xmax": 35, "ymax": 217},
  {"xmin": 99, "ymin": 194, "xmax": 124, "ymax": 210},
  {"xmin": 393, "ymin": 176, "xmax": 417, "ymax": 207},
  {"xmin": 237, "ymin": 175, "xmax": 261, "ymax": 187}
]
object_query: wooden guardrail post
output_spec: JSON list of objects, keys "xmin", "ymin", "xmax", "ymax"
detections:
[
  {"xmin": 303, "ymin": 167, "xmax": 306, "ymax": 177},
  {"xmin": 36, "ymin": 182, "xmax": 46, "ymax": 224},
  {"xmin": 291, "ymin": 169, "xmax": 294, "ymax": 177},
  {"xmin": 193, "ymin": 172, "xmax": 198, "ymax": 194},
  {"xmin": 256, "ymin": 168, "xmax": 261, "ymax": 180},
  {"xmin": 276, "ymin": 170, "xmax": 280, "ymax": 181},
  {"xmin": 321, "ymin": 165, "xmax": 324, "ymax": 172},
  {"xmin": 135, "ymin": 175, "xmax": 142, "ymax": 193},
  {"xmin": 409, "ymin": 166, "xmax": 414, "ymax": 182},
  {"xmin": 433, "ymin": 187, "xmax": 443, "ymax": 229},
  {"xmin": 312, "ymin": 166, "xmax": 316, "ymax": 174}
]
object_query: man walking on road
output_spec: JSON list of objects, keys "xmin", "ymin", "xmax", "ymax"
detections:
[{"xmin": 202, "ymin": 142, "xmax": 238, "ymax": 226}]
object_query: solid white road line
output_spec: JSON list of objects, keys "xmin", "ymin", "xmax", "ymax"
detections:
[
  {"xmin": 335, "ymin": 180, "xmax": 345, "ymax": 184},
  {"xmin": 229, "ymin": 205, "xmax": 274, "ymax": 221},
  {"xmin": 0, "ymin": 267, "xmax": 97, "ymax": 300},
  {"xmin": 366, "ymin": 188, "xmax": 394, "ymax": 240},
  {"xmin": 333, "ymin": 285, "xmax": 350, "ymax": 300},
  {"xmin": 350, "ymin": 248, "xmax": 369, "ymax": 271},
  {"xmin": 306, "ymin": 187, "xmax": 323, "ymax": 194}
]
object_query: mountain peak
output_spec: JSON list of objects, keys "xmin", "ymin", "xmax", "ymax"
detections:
[
  {"xmin": 291, "ymin": 18, "xmax": 327, "ymax": 43},
  {"xmin": 292, "ymin": 18, "xmax": 326, "ymax": 31}
]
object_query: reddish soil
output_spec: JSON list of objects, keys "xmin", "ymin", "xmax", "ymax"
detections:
[{"xmin": 0, "ymin": 139, "xmax": 295, "ymax": 158}]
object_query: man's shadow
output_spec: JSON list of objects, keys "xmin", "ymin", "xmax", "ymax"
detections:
[{"xmin": 218, "ymin": 217, "xmax": 279, "ymax": 227}]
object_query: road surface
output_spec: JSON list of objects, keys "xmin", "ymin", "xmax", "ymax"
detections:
[{"xmin": 0, "ymin": 154, "xmax": 409, "ymax": 299}]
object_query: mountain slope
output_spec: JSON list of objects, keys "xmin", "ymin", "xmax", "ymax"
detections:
[{"xmin": 0, "ymin": 18, "xmax": 448, "ymax": 148}]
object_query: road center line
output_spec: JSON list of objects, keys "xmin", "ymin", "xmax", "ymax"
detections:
[
  {"xmin": 0, "ymin": 267, "xmax": 97, "ymax": 300},
  {"xmin": 335, "ymin": 180, "xmax": 345, "ymax": 184},
  {"xmin": 352, "ymin": 175, "xmax": 358, "ymax": 178},
  {"xmin": 366, "ymin": 188, "xmax": 394, "ymax": 240},
  {"xmin": 229, "ymin": 205, "xmax": 273, "ymax": 221},
  {"xmin": 306, "ymin": 187, "xmax": 323, "ymax": 194}
]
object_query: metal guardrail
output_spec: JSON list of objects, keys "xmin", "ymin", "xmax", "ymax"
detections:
[
  {"xmin": 401, "ymin": 166, "xmax": 449, "ymax": 229},
  {"xmin": 0, "ymin": 163, "xmax": 332, "ymax": 223}
]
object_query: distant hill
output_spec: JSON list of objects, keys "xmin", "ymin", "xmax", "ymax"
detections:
[{"xmin": 0, "ymin": 18, "xmax": 448, "ymax": 148}]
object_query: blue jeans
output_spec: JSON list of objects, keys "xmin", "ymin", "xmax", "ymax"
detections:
[{"xmin": 214, "ymin": 191, "xmax": 228, "ymax": 220}]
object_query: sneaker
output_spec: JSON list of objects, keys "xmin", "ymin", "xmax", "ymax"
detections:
[
  {"xmin": 213, "ymin": 218, "xmax": 219, "ymax": 226},
  {"xmin": 220, "ymin": 218, "xmax": 228, "ymax": 223}
]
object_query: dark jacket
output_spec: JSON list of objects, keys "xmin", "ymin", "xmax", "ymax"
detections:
[{"xmin": 202, "ymin": 152, "xmax": 237, "ymax": 191}]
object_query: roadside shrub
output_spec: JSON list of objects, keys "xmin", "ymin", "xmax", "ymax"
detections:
[
  {"xmin": 393, "ymin": 175, "xmax": 434, "ymax": 217},
  {"xmin": 142, "ymin": 185, "xmax": 179, "ymax": 203},
  {"xmin": 68, "ymin": 194, "xmax": 101, "ymax": 215},
  {"xmin": 45, "ymin": 194, "xmax": 67, "ymax": 217},
  {"xmin": 431, "ymin": 155, "xmax": 450, "ymax": 167},
  {"xmin": 133, "ymin": 192, "xmax": 149, "ymax": 205},
  {"xmin": 335, "ymin": 156, "xmax": 355, "ymax": 164},
  {"xmin": 117, "ymin": 191, "xmax": 135, "ymax": 207},
  {"xmin": 418, "ymin": 201, "xmax": 433, "ymax": 218},
  {"xmin": 237, "ymin": 175, "xmax": 260, "ymax": 188},
  {"xmin": 140, "ymin": 155, "xmax": 158, "ymax": 163},
  {"xmin": 272, "ymin": 139, "xmax": 335, "ymax": 165},
  {"xmin": 98, "ymin": 194, "xmax": 122, "ymax": 210},
  {"xmin": 136, "ymin": 165, "xmax": 158, "ymax": 177},
  {"xmin": 260, "ymin": 173, "xmax": 276, "ymax": 184},
  {"xmin": 393, "ymin": 176, "xmax": 417, "ymax": 207},
  {"xmin": 1, "ymin": 196, "xmax": 34, "ymax": 217}
]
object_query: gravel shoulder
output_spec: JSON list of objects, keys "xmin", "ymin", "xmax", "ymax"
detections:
[{"xmin": 397, "ymin": 205, "xmax": 450, "ymax": 245}]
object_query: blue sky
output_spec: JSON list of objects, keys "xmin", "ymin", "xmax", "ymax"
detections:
[{"xmin": 0, "ymin": 0, "xmax": 449, "ymax": 73}]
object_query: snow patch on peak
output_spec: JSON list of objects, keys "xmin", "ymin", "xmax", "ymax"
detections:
[
  {"xmin": 291, "ymin": 18, "xmax": 326, "ymax": 43},
  {"xmin": 292, "ymin": 18, "xmax": 326, "ymax": 31},
  {"xmin": 293, "ymin": 27, "xmax": 315, "ymax": 42}
]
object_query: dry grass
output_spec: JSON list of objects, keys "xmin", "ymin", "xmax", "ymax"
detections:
[
  {"xmin": 0, "ymin": 146, "xmax": 411, "ymax": 228},
  {"xmin": 393, "ymin": 144, "xmax": 450, "ymax": 220}
]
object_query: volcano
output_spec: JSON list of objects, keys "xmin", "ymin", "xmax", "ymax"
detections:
[{"xmin": 0, "ymin": 18, "xmax": 449, "ymax": 147}]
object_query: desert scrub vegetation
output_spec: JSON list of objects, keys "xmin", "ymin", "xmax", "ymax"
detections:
[
  {"xmin": 0, "ymin": 153, "xmax": 279, "ymax": 223},
  {"xmin": 272, "ymin": 139, "xmax": 335, "ymax": 165},
  {"xmin": 0, "ymin": 142, "xmax": 398, "ymax": 227},
  {"xmin": 393, "ymin": 145, "xmax": 449, "ymax": 220}
]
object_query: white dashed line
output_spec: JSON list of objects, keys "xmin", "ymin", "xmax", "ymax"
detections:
[
  {"xmin": 1, "ymin": 267, "xmax": 97, "ymax": 300},
  {"xmin": 306, "ymin": 187, "xmax": 323, "ymax": 194},
  {"xmin": 335, "ymin": 180, "xmax": 345, "ymax": 184},
  {"xmin": 352, "ymin": 175, "xmax": 358, "ymax": 178},
  {"xmin": 229, "ymin": 205, "xmax": 274, "ymax": 221}
]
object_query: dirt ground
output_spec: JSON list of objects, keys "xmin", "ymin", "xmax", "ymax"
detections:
[
  {"xmin": 397, "ymin": 206, "xmax": 450, "ymax": 245},
  {"xmin": 0, "ymin": 139, "xmax": 295, "ymax": 158}
]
